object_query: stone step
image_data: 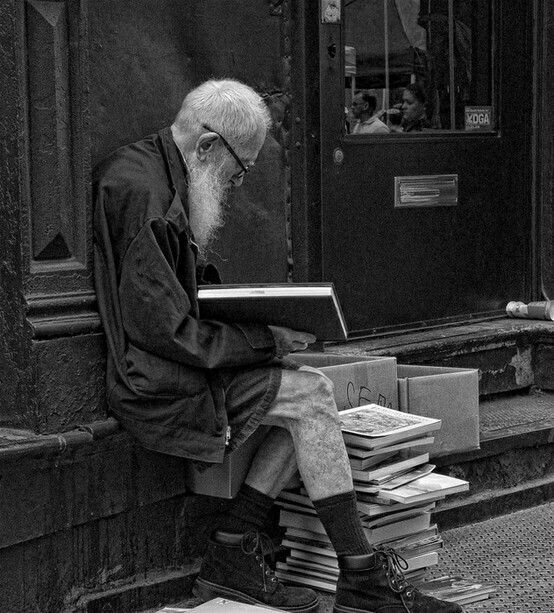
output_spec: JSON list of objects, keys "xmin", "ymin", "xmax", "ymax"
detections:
[
  {"xmin": 431, "ymin": 387, "xmax": 554, "ymax": 529},
  {"xmin": 328, "ymin": 318, "xmax": 554, "ymax": 395}
]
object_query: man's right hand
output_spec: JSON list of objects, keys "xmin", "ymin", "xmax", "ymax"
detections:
[{"xmin": 268, "ymin": 326, "xmax": 317, "ymax": 357}]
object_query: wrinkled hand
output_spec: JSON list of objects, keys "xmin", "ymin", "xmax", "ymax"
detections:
[{"xmin": 269, "ymin": 326, "xmax": 317, "ymax": 357}]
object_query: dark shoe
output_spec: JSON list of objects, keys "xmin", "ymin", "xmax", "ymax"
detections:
[
  {"xmin": 334, "ymin": 546, "xmax": 465, "ymax": 613},
  {"xmin": 193, "ymin": 530, "xmax": 319, "ymax": 612}
]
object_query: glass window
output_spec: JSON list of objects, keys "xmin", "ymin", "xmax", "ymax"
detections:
[{"xmin": 344, "ymin": 0, "xmax": 494, "ymax": 134}]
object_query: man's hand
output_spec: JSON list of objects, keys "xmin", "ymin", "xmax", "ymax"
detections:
[{"xmin": 269, "ymin": 326, "xmax": 317, "ymax": 357}]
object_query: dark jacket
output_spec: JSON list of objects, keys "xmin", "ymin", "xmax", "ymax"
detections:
[
  {"xmin": 402, "ymin": 115, "xmax": 432, "ymax": 132},
  {"xmin": 93, "ymin": 127, "xmax": 278, "ymax": 462}
]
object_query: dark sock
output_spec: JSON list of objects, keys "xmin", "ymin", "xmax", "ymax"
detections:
[
  {"xmin": 217, "ymin": 483, "xmax": 275, "ymax": 534},
  {"xmin": 312, "ymin": 490, "xmax": 373, "ymax": 557}
]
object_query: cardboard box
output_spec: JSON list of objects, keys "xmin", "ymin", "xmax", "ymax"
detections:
[
  {"xmin": 295, "ymin": 352, "xmax": 399, "ymax": 411},
  {"xmin": 184, "ymin": 426, "xmax": 269, "ymax": 498},
  {"xmin": 397, "ymin": 364, "xmax": 480, "ymax": 457}
]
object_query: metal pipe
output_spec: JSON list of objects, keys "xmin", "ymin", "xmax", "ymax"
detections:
[{"xmin": 0, "ymin": 418, "xmax": 121, "ymax": 462}]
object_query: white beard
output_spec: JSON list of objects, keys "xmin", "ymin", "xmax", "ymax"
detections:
[{"xmin": 187, "ymin": 158, "xmax": 229, "ymax": 260}]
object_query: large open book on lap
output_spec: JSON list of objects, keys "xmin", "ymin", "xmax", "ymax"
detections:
[{"xmin": 197, "ymin": 282, "xmax": 348, "ymax": 341}]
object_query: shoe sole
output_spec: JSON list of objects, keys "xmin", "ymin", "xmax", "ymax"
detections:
[{"xmin": 193, "ymin": 578, "xmax": 319, "ymax": 612}]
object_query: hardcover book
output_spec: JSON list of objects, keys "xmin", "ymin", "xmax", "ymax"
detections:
[
  {"xmin": 350, "ymin": 453, "xmax": 430, "ymax": 484},
  {"xmin": 340, "ymin": 404, "xmax": 441, "ymax": 450},
  {"xmin": 378, "ymin": 463, "xmax": 436, "ymax": 490},
  {"xmin": 346, "ymin": 436, "xmax": 435, "ymax": 463},
  {"xmin": 197, "ymin": 282, "xmax": 348, "ymax": 341},
  {"xmin": 370, "ymin": 472, "xmax": 470, "ymax": 505},
  {"xmin": 349, "ymin": 450, "xmax": 399, "ymax": 470}
]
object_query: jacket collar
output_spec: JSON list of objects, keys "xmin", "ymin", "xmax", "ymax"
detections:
[{"xmin": 159, "ymin": 126, "xmax": 189, "ymax": 213}]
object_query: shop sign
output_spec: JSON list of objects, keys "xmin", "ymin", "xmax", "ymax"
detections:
[{"xmin": 464, "ymin": 106, "xmax": 493, "ymax": 131}]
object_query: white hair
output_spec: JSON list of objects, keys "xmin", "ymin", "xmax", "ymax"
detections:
[{"xmin": 173, "ymin": 79, "xmax": 271, "ymax": 148}]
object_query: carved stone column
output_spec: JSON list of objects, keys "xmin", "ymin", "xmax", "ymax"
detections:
[{"xmin": 0, "ymin": 0, "xmax": 106, "ymax": 433}]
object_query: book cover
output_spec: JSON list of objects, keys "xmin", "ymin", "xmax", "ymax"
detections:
[
  {"xmin": 348, "ymin": 450, "xmax": 399, "ymax": 470},
  {"xmin": 340, "ymin": 405, "xmax": 441, "ymax": 450},
  {"xmin": 279, "ymin": 559, "xmax": 338, "ymax": 578},
  {"xmin": 373, "ymin": 472, "xmax": 470, "ymax": 504},
  {"xmin": 351, "ymin": 453, "xmax": 430, "ymax": 483},
  {"xmin": 282, "ymin": 535, "xmax": 335, "ymax": 555},
  {"xmin": 274, "ymin": 569, "xmax": 337, "ymax": 593},
  {"xmin": 379, "ymin": 525, "xmax": 440, "ymax": 549},
  {"xmin": 279, "ymin": 509, "xmax": 431, "ymax": 544},
  {"xmin": 362, "ymin": 503, "xmax": 436, "ymax": 529},
  {"xmin": 182, "ymin": 598, "xmax": 286, "ymax": 612},
  {"xmin": 357, "ymin": 497, "xmax": 435, "ymax": 518},
  {"xmin": 287, "ymin": 552, "xmax": 339, "ymax": 570},
  {"xmin": 198, "ymin": 282, "xmax": 348, "ymax": 341},
  {"xmin": 346, "ymin": 436, "xmax": 435, "ymax": 462},
  {"xmin": 284, "ymin": 526, "xmax": 332, "ymax": 543},
  {"xmin": 378, "ymin": 463, "xmax": 436, "ymax": 490}
]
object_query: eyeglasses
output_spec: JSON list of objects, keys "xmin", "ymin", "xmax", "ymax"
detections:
[{"xmin": 202, "ymin": 124, "xmax": 253, "ymax": 177}]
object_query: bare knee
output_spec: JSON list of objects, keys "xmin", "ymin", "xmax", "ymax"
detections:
[
  {"xmin": 264, "ymin": 366, "xmax": 339, "ymax": 429},
  {"xmin": 298, "ymin": 368, "xmax": 339, "ymax": 423}
]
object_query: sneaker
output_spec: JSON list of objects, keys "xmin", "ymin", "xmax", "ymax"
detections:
[
  {"xmin": 193, "ymin": 530, "xmax": 319, "ymax": 612},
  {"xmin": 334, "ymin": 546, "xmax": 465, "ymax": 613}
]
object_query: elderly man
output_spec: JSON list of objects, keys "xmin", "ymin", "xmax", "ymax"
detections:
[
  {"xmin": 93, "ymin": 79, "xmax": 462, "ymax": 613},
  {"xmin": 350, "ymin": 91, "xmax": 389, "ymax": 134}
]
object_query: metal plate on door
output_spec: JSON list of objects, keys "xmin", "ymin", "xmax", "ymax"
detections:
[{"xmin": 394, "ymin": 174, "xmax": 458, "ymax": 208}]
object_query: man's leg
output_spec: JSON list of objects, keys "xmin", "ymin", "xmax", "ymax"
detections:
[
  {"xmin": 244, "ymin": 425, "xmax": 299, "ymax": 498},
  {"xmin": 254, "ymin": 366, "xmax": 374, "ymax": 557},
  {"xmin": 196, "ymin": 366, "xmax": 463, "ymax": 613},
  {"xmin": 256, "ymin": 366, "xmax": 354, "ymax": 499}
]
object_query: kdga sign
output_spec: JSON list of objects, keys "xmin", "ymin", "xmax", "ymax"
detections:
[{"xmin": 465, "ymin": 106, "xmax": 493, "ymax": 131}]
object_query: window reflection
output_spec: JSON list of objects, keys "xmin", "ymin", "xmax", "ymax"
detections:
[{"xmin": 345, "ymin": 0, "xmax": 494, "ymax": 134}]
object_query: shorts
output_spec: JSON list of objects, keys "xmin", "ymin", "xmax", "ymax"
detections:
[{"xmin": 215, "ymin": 357, "xmax": 300, "ymax": 454}]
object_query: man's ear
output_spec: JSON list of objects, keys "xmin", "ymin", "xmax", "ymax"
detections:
[{"xmin": 195, "ymin": 132, "xmax": 219, "ymax": 162}]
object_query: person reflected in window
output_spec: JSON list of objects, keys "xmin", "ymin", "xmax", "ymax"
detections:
[
  {"xmin": 400, "ymin": 83, "xmax": 431, "ymax": 132},
  {"xmin": 350, "ymin": 91, "xmax": 390, "ymax": 135}
]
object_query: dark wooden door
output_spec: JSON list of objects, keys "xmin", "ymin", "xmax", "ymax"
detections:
[{"xmin": 318, "ymin": 0, "xmax": 534, "ymax": 335}]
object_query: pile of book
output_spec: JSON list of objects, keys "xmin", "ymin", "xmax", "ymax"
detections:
[{"xmin": 274, "ymin": 404, "xmax": 491, "ymax": 606}]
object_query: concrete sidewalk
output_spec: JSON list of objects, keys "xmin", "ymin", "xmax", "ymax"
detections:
[{"xmin": 316, "ymin": 502, "xmax": 554, "ymax": 612}]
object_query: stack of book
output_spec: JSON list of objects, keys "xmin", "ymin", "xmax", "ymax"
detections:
[{"xmin": 275, "ymin": 404, "xmax": 471, "ymax": 596}]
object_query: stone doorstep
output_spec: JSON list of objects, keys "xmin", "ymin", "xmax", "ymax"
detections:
[
  {"xmin": 430, "ymin": 388, "xmax": 554, "ymax": 528},
  {"xmin": 326, "ymin": 318, "xmax": 554, "ymax": 395},
  {"xmin": 433, "ymin": 387, "xmax": 554, "ymax": 467},
  {"xmin": 327, "ymin": 318, "xmax": 554, "ymax": 356}
]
